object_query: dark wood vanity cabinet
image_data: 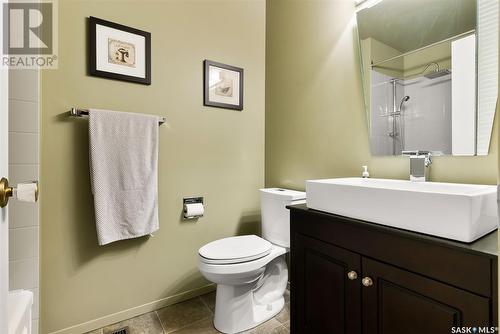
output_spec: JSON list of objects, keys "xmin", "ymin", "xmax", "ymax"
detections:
[
  {"xmin": 294, "ymin": 233, "xmax": 362, "ymax": 333},
  {"xmin": 362, "ymin": 257, "xmax": 490, "ymax": 334},
  {"xmin": 289, "ymin": 204, "xmax": 498, "ymax": 334}
]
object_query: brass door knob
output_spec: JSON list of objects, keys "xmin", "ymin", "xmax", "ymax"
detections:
[
  {"xmin": 362, "ymin": 277, "xmax": 374, "ymax": 287},
  {"xmin": 0, "ymin": 178, "xmax": 13, "ymax": 208},
  {"xmin": 347, "ymin": 270, "xmax": 358, "ymax": 280},
  {"xmin": 0, "ymin": 177, "xmax": 39, "ymax": 208}
]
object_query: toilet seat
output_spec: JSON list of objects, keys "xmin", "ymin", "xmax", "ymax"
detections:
[
  {"xmin": 199, "ymin": 235, "xmax": 272, "ymax": 264},
  {"xmin": 198, "ymin": 244, "xmax": 287, "ymax": 277}
]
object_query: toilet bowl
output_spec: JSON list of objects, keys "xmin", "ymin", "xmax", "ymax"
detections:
[{"xmin": 198, "ymin": 188, "xmax": 306, "ymax": 334}]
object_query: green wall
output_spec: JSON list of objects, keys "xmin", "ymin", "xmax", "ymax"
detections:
[
  {"xmin": 40, "ymin": 1, "xmax": 265, "ymax": 332},
  {"xmin": 265, "ymin": 0, "xmax": 497, "ymax": 190},
  {"xmin": 40, "ymin": 0, "xmax": 497, "ymax": 332}
]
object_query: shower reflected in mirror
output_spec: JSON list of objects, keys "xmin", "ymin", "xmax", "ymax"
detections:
[{"xmin": 356, "ymin": 0, "xmax": 498, "ymax": 156}]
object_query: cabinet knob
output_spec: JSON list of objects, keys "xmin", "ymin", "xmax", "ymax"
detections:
[
  {"xmin": 362, "ymin": 277, "xmax": 374, "ymax": 287},
  {"xmin": 347, "ymin": 270, "xmax": 358, "ymax": 280}
]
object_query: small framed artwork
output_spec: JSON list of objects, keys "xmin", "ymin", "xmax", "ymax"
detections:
[
  {"xmin": 204, "ymin": 60, "xmax": 243, "ymax": 110},
  {"xmin": 89, "ymin": 17, "xmax": 151, "ymax": 85}
]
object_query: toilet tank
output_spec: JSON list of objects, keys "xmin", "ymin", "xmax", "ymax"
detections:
[{"xmin": 260, "ymin": 188, "xmax": 306, "ymax": 248}]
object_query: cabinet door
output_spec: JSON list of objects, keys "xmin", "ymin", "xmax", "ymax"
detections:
[
  {"xmin": 293, "ymin": 234, "xmax": 362, "ymax": 334},
  {"xmin": 362, "ymin": 257, "xmax": 491, "ymax": 334}
]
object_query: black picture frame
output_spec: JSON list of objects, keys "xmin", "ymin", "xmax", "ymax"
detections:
[
  {"xmin": 204, "ymin": 60, "xmax": 244, "ymax": 110},
  {"xmin": 88, "ymin": 16, "xmax": 151, "ymax": 85}
]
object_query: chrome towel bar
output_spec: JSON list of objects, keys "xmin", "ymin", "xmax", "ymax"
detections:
[{"xmin": 69, "ymin": 108, "xmax": 167, "ymax": 125}]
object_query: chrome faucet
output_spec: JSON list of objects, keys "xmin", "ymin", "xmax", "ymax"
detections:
[{"xmin": 402, "ymin": 150, "xmax": 432, "ymax": 182}]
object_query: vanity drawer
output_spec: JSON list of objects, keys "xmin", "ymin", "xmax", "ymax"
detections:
[{"xmin": 291, "ymin": 207, "xmax": 494, "ymax": 297}]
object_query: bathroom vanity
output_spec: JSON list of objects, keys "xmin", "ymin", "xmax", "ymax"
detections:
[{"xmin": 288, "ymin": 204, "xmax": 498, "ymax": 334}]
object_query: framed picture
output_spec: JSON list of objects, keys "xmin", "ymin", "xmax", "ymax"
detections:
[
  {"xmin": 204, "ymin": 60, "xmax": 243, "ymax": 110},
  {"xmin": 89, "ymin": 17, "xmax": 151, "ymax": 85}
]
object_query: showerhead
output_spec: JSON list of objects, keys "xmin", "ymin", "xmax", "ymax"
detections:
[
  {"xmin": 398, "ymin": 95, "xmax": 410, "ymax": 112},
  {"xmin": 424, "ymin": 69, "xmax": 452, "ymax": 79},
  {"xmin": 420, "ymin": 62, "xmax": 451, "ymax": 79}
]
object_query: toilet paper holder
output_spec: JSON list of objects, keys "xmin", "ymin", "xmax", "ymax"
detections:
[
  {"xmin": 0, "ymin": 177, "xmax": 39, "ymax": 208},
  {"xmin": 183, "ymin": 197, "xmax": 204, "ymax": 219}
]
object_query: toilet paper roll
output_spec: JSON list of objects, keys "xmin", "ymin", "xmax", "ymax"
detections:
[
  {"xmin": 184, "ymin": 203, "xmax": 204, "ymax": 218},
  {"xmin": 16, "ymin": 182, "xmax": 38, "ymax": 203}
]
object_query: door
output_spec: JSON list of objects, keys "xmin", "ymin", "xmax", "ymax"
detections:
[
  {"xmin": 362, "ymin": 257, "xmax": 491, "ymax": 334},
  {"xmin": 0, "ymin": 4, "xmax": 8, "ymax": 331},
  {"xmin": 293, "ymin": 234, "xmax": 362, "ymax": 334}
]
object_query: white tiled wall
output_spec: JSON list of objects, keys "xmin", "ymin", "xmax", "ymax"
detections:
[
  {"xmin": 8, "ymin": 69, "xmax": 39, "ymax": 334},
  {"xmin": 370, "ymin": 69, "xmax": 452, "ymax": 155},
  {"xmin": 403, "ymin": 75, "xmax": 452, "ymax": 154},
  {"xmin": 370, "ymin": 71, "xmax": 404, "ymax": 155}
]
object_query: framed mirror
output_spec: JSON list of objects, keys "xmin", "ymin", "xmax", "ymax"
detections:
[{"xmin": 356, "ymin": 0, "xmax": 498, "ymax": 156}]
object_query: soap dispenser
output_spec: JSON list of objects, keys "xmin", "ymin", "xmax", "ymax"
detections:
[{"xmin": 362, "ymin": 166, "xmax": 370, "ymax": 178}]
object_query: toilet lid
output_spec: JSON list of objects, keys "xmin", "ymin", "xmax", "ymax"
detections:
[{"xmin": 199, "ymin": 235, "xmax": 272, "ymax": 264}]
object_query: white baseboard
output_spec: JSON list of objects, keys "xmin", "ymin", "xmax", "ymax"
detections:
[{"xmin": 49, "ymin": 283, "xmax": 216, "ymax": 334}]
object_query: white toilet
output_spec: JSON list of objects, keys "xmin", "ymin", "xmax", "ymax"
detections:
[{"xmin": 198, "ymin": 188, "xmax": 306, "ymax": 334}]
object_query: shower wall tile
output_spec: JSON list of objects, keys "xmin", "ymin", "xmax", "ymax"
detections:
[
  {"xmin": 8, "ymin": 69, "xmax": 39, "ymax": 102},
  {"xmin": 32, "ymin": 320, "xmax": 38, "ymax": 334},
  {"xmin": 9, "ymin": 258, "xmax": 39, "ymax": 290},
  {"xmin": 9, "ymin": 132, "xmax": 39, "ymax": 164},
  {"xmin": 8, "ymin": 68, "xmax": 40, "ymax": 332},
  {"xmin": 9, "ymin": 100, "xmax": 39, "ymax": 133},
  {"xmin": 9, "ymin": 201, "xmax": 38, "ymax": 229},
  {"xmin": 9, "ymin": 227, "xmax": 38, "ymax": 260},
  {"xmin": 8, "ymin": 164, "xmax": 38, "ymax": 185}
]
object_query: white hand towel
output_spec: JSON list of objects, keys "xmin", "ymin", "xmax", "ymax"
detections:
[{"xmin": 89, "ymin": 109, "xmax": 159, "ymax": 245}]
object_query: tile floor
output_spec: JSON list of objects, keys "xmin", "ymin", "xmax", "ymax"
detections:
[{"xmin": 86, "ymin": 290, "xmax": 290, "ymax": 334}]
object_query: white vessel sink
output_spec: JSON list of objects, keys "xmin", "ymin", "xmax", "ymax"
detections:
[{"xmin": 306, "ymin": 178, "xmax": 498, "ymax": 243}]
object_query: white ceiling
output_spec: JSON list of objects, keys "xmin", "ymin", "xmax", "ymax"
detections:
[{"xmin": 357, "ymin": 0, "xmax": 476, "ymax": 53}]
